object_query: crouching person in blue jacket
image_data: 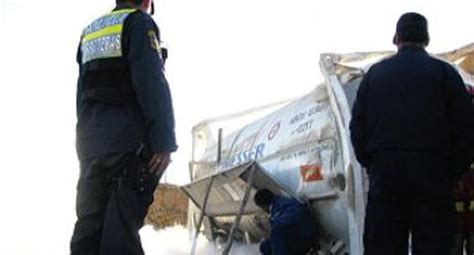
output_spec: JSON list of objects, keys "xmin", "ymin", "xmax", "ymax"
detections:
[{"xmin": 254, "ymin": 189, "xmax": 317, "ymax": 255}]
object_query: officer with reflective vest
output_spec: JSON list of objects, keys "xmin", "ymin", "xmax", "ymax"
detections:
[{"xmin": 70, "ymin": 0, "xmax": 177, "ymax": 253}]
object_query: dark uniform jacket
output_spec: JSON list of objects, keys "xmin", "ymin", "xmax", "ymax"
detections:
[
  {"xmin": 270, "ymin": 196, "xmax": 311, "ymax": 229},
  {"xmin": 261, "ymin": 196, "xmax": 316, "ymax": 255},
  {"xmin": 350, "ymin": 46, "xmax": 474, "ymax": 176},
  {"xmin": 76, "ymin": 7, "xmax": 177, "ymax": 160}
]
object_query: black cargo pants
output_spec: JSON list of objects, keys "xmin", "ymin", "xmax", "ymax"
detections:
[
  {"xmin": 70, "ymin": 151, "xmax": 159, "ymax": 255},
  {"xmin": 363, "ymin": 151, "xmax": 455, "ymax": 255}
]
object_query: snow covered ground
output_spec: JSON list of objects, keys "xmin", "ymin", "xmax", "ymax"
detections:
[{"xmin": 140, "ymin": 225, "xmax": 260, "ymax": 255}]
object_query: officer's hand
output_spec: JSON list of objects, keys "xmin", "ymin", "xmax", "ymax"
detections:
[{"xmin": 148, "ymin": 152, "xmax": 171, "ymax": 177}]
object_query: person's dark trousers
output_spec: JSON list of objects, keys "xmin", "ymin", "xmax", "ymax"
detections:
[
  {"xmin": 363, "ymin": 151, "xmax": 455, "ymax": 255},
  {"xmin": 260, "ymin": 238, "xmax": 272, "ymax": 255},
  {"xmin": 70, "ymin": 152, "xmax": 159, "ymax": 255},
  {"xmin": 259, "ymin": 223, "xmax": 315, "ymax": 255}
]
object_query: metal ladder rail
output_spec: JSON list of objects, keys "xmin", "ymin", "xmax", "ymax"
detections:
[
  {"xmin": 190, "ymin": 129, "xmax": 223, "ymax": 255},
  {"xmin": 221, "ymin": 164, "xmax": 257, "ymax": 255}
]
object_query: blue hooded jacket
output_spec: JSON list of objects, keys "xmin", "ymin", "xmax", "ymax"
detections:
[{"xmin": 270, "ymin": 196, "xmax": 312, "ymax": 230}]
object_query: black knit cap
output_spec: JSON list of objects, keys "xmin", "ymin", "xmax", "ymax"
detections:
[
  {"xmin": 394, "ymin": 12, "xmax": 429, "ymax": 44},
  {"xmin": 254, "ymin": 189, "xmax": 274, "ymax": 208}
]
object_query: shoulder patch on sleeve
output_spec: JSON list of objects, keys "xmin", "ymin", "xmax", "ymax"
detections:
[{"xmin": 147, "ymin": 30, "xmax": 162, "ymax": 59}]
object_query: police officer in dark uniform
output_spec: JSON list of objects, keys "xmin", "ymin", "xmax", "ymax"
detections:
[
  {"xmin": 350, "ymin": 12, "xmax": 474, "ymax": 255},
  {"xmin": 70, "ymin": 0, "xmax": 177, "ymax": 254}
]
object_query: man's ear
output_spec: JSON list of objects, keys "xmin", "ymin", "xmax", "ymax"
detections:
[{"xmin": 392, "ymin": 33, "xmax": 399, "ymax": 45}]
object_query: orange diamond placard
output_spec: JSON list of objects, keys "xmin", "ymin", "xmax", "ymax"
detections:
[{"xmin": 300, "ymin": 165, "xmax": 323, "ymax": 182}]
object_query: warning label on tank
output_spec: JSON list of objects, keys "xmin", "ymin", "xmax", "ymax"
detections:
[{"xmin": 300, "ymin": 165, "xmax": 323, "ymax": 182}]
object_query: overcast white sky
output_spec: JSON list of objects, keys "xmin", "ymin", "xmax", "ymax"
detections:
[{"xmin": 0, "ymin": 0, "xmax": 473, "ymax": 253}]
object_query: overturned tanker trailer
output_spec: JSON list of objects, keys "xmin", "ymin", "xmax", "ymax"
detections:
[{"xmin": 181, "ymin": 43, "xmax": 474, "ymax": 255}]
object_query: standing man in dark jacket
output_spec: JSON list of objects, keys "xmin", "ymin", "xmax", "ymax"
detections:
[
  {"xmin": 70, "ymin": 0, "xmax": 177, "ymax": 254},
  {"xmin": 350, "ymin": 12, "xmax": 474, "ymax": 255},
  {"xmin": 254, "ymin": 189, "xmax": 317, "ymax": 255}
]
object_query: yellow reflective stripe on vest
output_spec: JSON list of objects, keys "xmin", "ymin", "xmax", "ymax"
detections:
[
  {"xmin": 106, "ymin": 8, "xmax": 137, "ymax": 16},
  {"xmin": 80, "ymin": 9, "xmax": 137, "ymax": 64},
  {"xmin": 455, "ymin": 202, "xmax": 465, "ymax": 212},
  {"xmin": 82, "ymin": 9, "xmax": 136, "ymax": 35},
  {"xmin": 82, "ymin": 24, "xmax": 123, "ymax": 44},
  {"xmin": 470, "ymin": 200, "xmax": 474, "ymax": 211}
]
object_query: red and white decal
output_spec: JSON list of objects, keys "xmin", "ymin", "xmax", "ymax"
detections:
[{"xmin": 300, "ymin": 165, "xmax": 323, "ymax": 182}]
